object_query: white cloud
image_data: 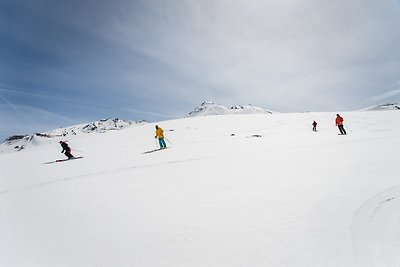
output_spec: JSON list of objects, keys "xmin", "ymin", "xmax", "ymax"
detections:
[
  {"xmin": 96, "ymin": 0, "xmax": 400, "ymax": 111},
  {"xmin": 368, "ymin": 88, "xmax": 400, "ymax": 103}
]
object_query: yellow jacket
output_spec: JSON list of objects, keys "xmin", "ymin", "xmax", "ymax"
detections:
[{"xmin": 155, "ymin": 127, "xmax": 164, "ymax": 138}]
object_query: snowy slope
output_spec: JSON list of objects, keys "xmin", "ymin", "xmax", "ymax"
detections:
[
  {"xmin": 359, "ymin": 103, "xmax": 400, "ymax": 111},
  {"xmin": 0, "ymin": 118, "xmax": 147, "ymax": 153},
  {"xmin": 1, "ymin": 111, "xmax": 400, "ymax": 267},
  {"xmin": 188, "ymin": 101, "xmax": 273, "ymax": 117}
]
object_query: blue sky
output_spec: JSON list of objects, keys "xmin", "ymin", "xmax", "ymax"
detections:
[{"xmin": 1, "ymin": 0, "xmax": 400, "ymax": 140}]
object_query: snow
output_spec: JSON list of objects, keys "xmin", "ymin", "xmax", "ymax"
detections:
[
  {"xmin": 358, "ymin": 103, "xmax": 400, "ymax": 111},
  {"xmin": 188, "ymin": 101, "xmax": 273, "ymax": 117},
  {"xmin": 1, "ymin": 110, "xmax": 400, "ymax": 266},
  {"xmin": 0, "ymin": 118, "xmax": 147, "ymax": 153}
]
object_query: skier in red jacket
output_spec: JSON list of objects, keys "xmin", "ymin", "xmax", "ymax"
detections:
[{"xmin": 335, "ymin": 114, "xmax": 347, "ymax": 135}]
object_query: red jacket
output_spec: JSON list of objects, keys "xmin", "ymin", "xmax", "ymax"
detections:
[{"xmin": 335, "ymin": 116, "xmax": 344, "ymax": 126}]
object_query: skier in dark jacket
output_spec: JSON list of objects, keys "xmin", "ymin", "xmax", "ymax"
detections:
[
  {"xmin": 59, "ymin": 141, "xmax": 74, "ymax": 159},
  {"xmin": 312, "ymin": 120, "xmax": 317, "ymax": 132}
]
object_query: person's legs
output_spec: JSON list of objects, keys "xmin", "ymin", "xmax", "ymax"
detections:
[
  {"xmin": 158, "ymin": 138, "xmax": 165, "ymax": 148},
  {"xmin": 65, "ymin": 149, "xmax": 74, "ymax": 159},
  {"xmin": 159, "ymin": 138, "xmax": 167, "ymax": 148},
  {"xmin": 338, "ymin": 125, "xmax": 346, "ymax": 135}
]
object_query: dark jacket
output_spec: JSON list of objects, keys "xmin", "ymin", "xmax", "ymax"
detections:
[{"xmin": 60, "ymin": 142, "xmax": 70, "ymax": 153}]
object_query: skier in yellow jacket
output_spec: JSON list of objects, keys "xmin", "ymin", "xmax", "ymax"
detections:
[{"xmin": 155, "ymin": 125, "xmax": 167, "ymax": 149}]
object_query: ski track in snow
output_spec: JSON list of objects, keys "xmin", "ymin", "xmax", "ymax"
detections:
[
  {"xmin": 351, "ymin": 186, "xmax": 400, "ymax": 267},
  {"xmin": 0, "ymin": 156, "xmax": 215, "ymax": 195}
]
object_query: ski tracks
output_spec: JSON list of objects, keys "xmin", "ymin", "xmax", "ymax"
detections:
[
  {"xmin": 351, "ymin": 185, "xmax": 400, "ymax": 267},
  {"xmin": 0, "ymin": 156, "xmax": 212, "ymax": 195}
]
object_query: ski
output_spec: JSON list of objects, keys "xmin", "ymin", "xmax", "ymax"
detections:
[
  {"xmin": 142, "ymin": 147, "xmax": 169, "ymax": 154},
  {"xmin": 43, "ymin": 156, "xmax": 83, "ymax": 164},
  {"xmin": 56, "ymin": 156, "xmax": 83, "ymax": 162}
]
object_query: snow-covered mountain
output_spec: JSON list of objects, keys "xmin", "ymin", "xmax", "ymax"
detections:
[
  {"xmin": 48, "ymin": 118, "xmax": 148, "ymax": 136},
  {"xmin": 360, "ymin": 103, "xmax": 400, "ymax": 111},
  {"xmin": 188, "ymin": 101, "xmax": 273, "ymax": 117},
  {"xmin": 1, "ymin": 118, "xmax": 148, "ymax": 153}
]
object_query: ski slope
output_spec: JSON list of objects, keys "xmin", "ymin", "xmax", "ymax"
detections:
[{"xmin": 1, "ymin": 111, "xmax": 400, "ymax": 267}]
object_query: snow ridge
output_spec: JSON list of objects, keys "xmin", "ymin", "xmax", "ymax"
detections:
[
  {"xmin": 1, "ymin": 118, "xmax": 148, "ymax": 153},
  {"xmin": 48, "ymin": 118, "xmax": 147, "ymax": 136},
  {"xmin": 188, "ymin": 101, "xmax": 273, "ymax": 117},
  {"xmin": 360, "ymin": 103, "xmax": 400, "ymax": 111}
]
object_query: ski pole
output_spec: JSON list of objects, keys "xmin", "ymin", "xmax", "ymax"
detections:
[
  {"xmin": 164, "ymin": 137, "xmax": 172, "ymax": 145},
  {"xmin": 345, "ymin": 124, "xmax": 353, "ymax": 133}
]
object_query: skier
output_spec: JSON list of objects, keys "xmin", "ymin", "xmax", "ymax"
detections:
[
  {"xmin": 335, "ymin": 114, "xmax": 347, "ymax": 135},
  {"xmin": 155, "ymin": 125, "xmax": 167, "ymax": 149},
  {"xmin": 312, "ymin": 120, "xmax": 317, "ymax": 132},
  {"xmin": 59, "ymin": 141, "xmax": 75, "ymax": 159}
]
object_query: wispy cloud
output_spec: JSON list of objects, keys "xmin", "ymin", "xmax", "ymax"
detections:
[
  {"xmin": 96, "ymin": 0, "xmax": 400, "ymax": 110},
  {"xmin": 0, "ymin": 103, "xmax": 78, "ymax": 140},
  {"xmin": 1, "ymin": 0, "xmax": 400, "ymax": 135},
  {"xmin": 368, "ymin": 88, "xmax": 400, "ymax": 103},
  {"xmin": 0, "ymin": 91, "xmax": 39, "ymax": 127},
  {"xmin": 0, "ymin": 91, "xmax": 18, "ymax": 112}
]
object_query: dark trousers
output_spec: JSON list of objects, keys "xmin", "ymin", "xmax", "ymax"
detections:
[
  {"xmin": 338, "ymin": 125, "xmax": 347, "ymax": 135},
  {"xmin": 65, "ymin": 149, "xmax": 74, "ymax": 159}
]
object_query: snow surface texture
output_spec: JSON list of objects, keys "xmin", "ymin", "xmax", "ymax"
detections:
[
  {"xmin": 0, "ymin": 118, "xmax": 147, "ymax": 153},
  {"xmin": 1, "ymin": 111, "xmax": 400, "ymax": 267}
]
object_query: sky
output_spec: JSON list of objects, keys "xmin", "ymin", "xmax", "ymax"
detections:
[{"xmin": 1, "ymin": 0, "xmax": 400, "ymax": 140}]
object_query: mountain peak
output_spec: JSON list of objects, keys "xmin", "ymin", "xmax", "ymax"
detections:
[
  {"xmin": 1, "ymin": 118, "xmax": 149, "ymax": 153},
  {"xmin": 188, "ymin": 101, "xmax": 273, "ymax": 117}
]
